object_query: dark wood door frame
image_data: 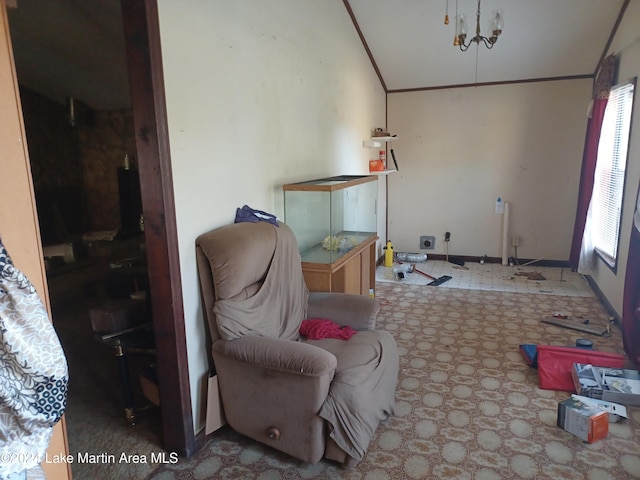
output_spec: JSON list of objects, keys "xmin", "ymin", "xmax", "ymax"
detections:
[{"xmin": 121, "ymin": 0, "xmax": 196, "ymax": 456}]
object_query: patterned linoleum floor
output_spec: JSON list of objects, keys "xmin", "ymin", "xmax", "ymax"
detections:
[
  {"xmin": 146, "ymin": 281, "xmax": 639, "ymax": 480},
  {"xmin": 376, "ymin": 260, "xmax": 593, "ymax": 297}
]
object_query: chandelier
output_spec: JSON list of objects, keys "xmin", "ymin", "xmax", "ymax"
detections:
[{"xmin": 450, "ymin": 0, "xmax": 504, "ymax": 51}]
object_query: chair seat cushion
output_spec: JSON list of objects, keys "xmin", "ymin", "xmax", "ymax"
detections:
[{"xmin": 306, "ymin": 330, "xmax": 398, "ymax": 463}]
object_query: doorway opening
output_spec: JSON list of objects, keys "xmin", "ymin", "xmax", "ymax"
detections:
[{"xmin": 6, "ymin": 1, "xmax": 195, "ymax": 476}]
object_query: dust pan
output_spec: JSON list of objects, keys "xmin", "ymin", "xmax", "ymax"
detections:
[{"xmin": 413, "ymin": 267, "xmax": 452, "ymax": 286}]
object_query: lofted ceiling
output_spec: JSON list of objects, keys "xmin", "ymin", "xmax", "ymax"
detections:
[
  {"xmin": 347, "ymin": 0, "xmax": 627, "ymax": 91},
  {"xmin": 4, "ymin": 0, "xmax": 631, "ymax": 111}
]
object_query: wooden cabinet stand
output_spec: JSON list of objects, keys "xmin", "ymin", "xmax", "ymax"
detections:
[{"xmin": 302, "ymin": 234, "xmax": 377, "ymax": 295}]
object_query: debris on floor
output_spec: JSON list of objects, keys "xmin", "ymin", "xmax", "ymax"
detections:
[
  {"xmin": 515, "ymin": 271, "xmax": 546, "ymax": 280},
  {"xmin": 541, "ymin": 316, "xmax": 610, "ymax": 336}
]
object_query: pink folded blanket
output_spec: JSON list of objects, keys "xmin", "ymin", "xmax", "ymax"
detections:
[{"xmin": 300, "ymin": 318, "xmax": 356, "ymax": 340}]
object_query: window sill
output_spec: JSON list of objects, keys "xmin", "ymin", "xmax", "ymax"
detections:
[{"xmin": 594, "ymin": 247, "xmax": 617, "ymax": 273}]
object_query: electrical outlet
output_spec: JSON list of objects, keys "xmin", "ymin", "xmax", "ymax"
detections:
[
  {"xmin": 445, "ymin": 232, "xmax": 451, "ymax": 242},
  {"xmin": 420, "ymin": 236, "xmax": 436, "ymax": 250},
  {"xmin": 512, "ymin": 235, "xmax": 520, "ymax": 247}
]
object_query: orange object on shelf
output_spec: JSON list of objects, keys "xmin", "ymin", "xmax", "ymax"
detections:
[{"xmin": 369, "ymin": 159, "xmax": 384, "ymax": 172}]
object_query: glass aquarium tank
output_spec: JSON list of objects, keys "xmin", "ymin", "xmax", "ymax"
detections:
[{"xmin": 283, "ymin": 175, "xmax": 378, "ymax": 264}]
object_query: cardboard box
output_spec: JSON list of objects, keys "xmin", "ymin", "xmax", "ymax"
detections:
[
  {"xmin": 571, "ymin": 394, "xmax": 627, "ymax": 423},
  {"xmin": 139, "ymin": 363, "xmax": 160, "ymax": 407},
  {"xmin": 572, "ymin": 363, "xmax": 640, "ymax": 406},
  {"xmin": 140, "ymin": 373, "xmax": 160, "ymax": 407},
  {"xmin": 557, "ymin": 397, "xmax": 608, "ymax": 443},
  {"xmin": 205, "ymin": 374, "xmax": 226, "ymax": 435}
]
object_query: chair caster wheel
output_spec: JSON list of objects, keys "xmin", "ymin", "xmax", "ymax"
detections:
[{"xmin": 266, "ymin": 426, "xmax": 280, "ymax": 440}]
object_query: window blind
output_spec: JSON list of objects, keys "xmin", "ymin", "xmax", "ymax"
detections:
[{"xmin": 592, "ymin": 81, "xmax": 635, "ymax": 261}]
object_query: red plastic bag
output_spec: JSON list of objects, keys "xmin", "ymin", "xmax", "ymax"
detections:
[{"xmin": 536, "ymin": 345, "xmax": 626, "ymax": 391}]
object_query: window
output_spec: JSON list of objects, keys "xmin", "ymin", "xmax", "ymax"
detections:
[{"xmin": 591, "ymin": 80, "xmax": 635, "ymax": 267}]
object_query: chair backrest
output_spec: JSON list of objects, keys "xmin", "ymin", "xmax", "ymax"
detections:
[{"xmin": 196, "ymin": 221, "xmax": 307, "ymax": 343}]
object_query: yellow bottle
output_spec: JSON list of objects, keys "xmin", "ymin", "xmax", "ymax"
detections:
[{"xmin": 384, "ymin": 240, "xmax": 394, "ymax": 267}]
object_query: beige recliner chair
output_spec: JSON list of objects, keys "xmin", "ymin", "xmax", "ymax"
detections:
[{"xmin": 196, "ymin": 220, "xmax": 398, "ymax": 466}]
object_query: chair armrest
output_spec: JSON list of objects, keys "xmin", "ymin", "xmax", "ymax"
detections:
[
  {"xmin": 307, "ymin": 292, "xmax": 380, "ymax": 331},
  {"xmin": 213, "ymin": 335, "xmax": 337, "ymax": 377}
]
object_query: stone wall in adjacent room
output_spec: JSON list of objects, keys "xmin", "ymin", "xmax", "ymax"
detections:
[
  {"xmin": 20, "ymin": 87, "xmax": 84, "ymax": 245},
  {"xmin": 76, "ymin": 109, "xmax": 138, "ymax": 232},
  {"xmin": 19, "ymin": 86, "xmax": 139, "ymax": 241},
  {"xmin": 20, "ymin": 88, "xmax": 80, "ymax": 191}
]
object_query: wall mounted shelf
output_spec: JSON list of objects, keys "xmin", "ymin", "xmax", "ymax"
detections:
[
  {"xmin": 362, "ymin": 136, "xmax": 398, "ymax": 148},
  {"xmin": 364, "ymin": 135, "xmax": 398, "ymax": 174},
  {"xmin": 371, "ymin": 136, "xmax": 398, "ymax": 142}
]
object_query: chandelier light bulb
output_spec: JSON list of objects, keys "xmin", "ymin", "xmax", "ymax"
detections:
[
  {"xmin": 492, "ymin": 9, "xmax": 504, "ymax": 35},
  {"xmin": 456, "ymin": 13, "xmax": 468, "ymax": 45},
  {"xmin": 457, "ymin": 14, "xmax": 468, "ymax": 36}
]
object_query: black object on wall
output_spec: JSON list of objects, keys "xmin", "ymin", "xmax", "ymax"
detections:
[{"xmin": 118, "ymin": 167, "xmax": 142, "ymax": 233}]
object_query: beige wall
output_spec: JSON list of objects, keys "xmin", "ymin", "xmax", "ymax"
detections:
[
  {"xmin": 0, "ymin": 4, "xmax": 70, "ymax": 479},
  {"xmin": 385, "ymin": 0, "xmax": 640, "ymax": 319},
  {"xmin": 157, "ymin": 0, "xmax": 386, "ymax": 431},
  {"xmin": 589, "ymin": 1, "xmax": 640, "ymax": 316},
  {"xmin": 387, "ymin": 80, "xmax": 591, "ymax": 260}
]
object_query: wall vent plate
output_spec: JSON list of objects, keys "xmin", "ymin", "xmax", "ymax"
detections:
[{"xmin": 420, "ymin": 236, "xmax": 436, "ymax": 250}]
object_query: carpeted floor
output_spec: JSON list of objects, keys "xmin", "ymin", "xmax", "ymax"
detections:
[
  {"xmin": 145, "ymin": 279, "xmax": 640, "ymax": 480},
  {"xmin": 48, "ymin": 276, "xmax": 164, "ymax": 480}
]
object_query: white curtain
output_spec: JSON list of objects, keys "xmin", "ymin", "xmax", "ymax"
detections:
[{"xmin": 578, "ymin": 198, "xmax": 597, "ymax": 275}]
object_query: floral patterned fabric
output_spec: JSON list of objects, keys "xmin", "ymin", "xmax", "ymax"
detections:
[
  {"xmin": 593, "ymin": 54, "xmax": 617, "ymax": 100},
  {"xmin": 0, "ymin": 239, "xmax": 68, "ymax": 480}
]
